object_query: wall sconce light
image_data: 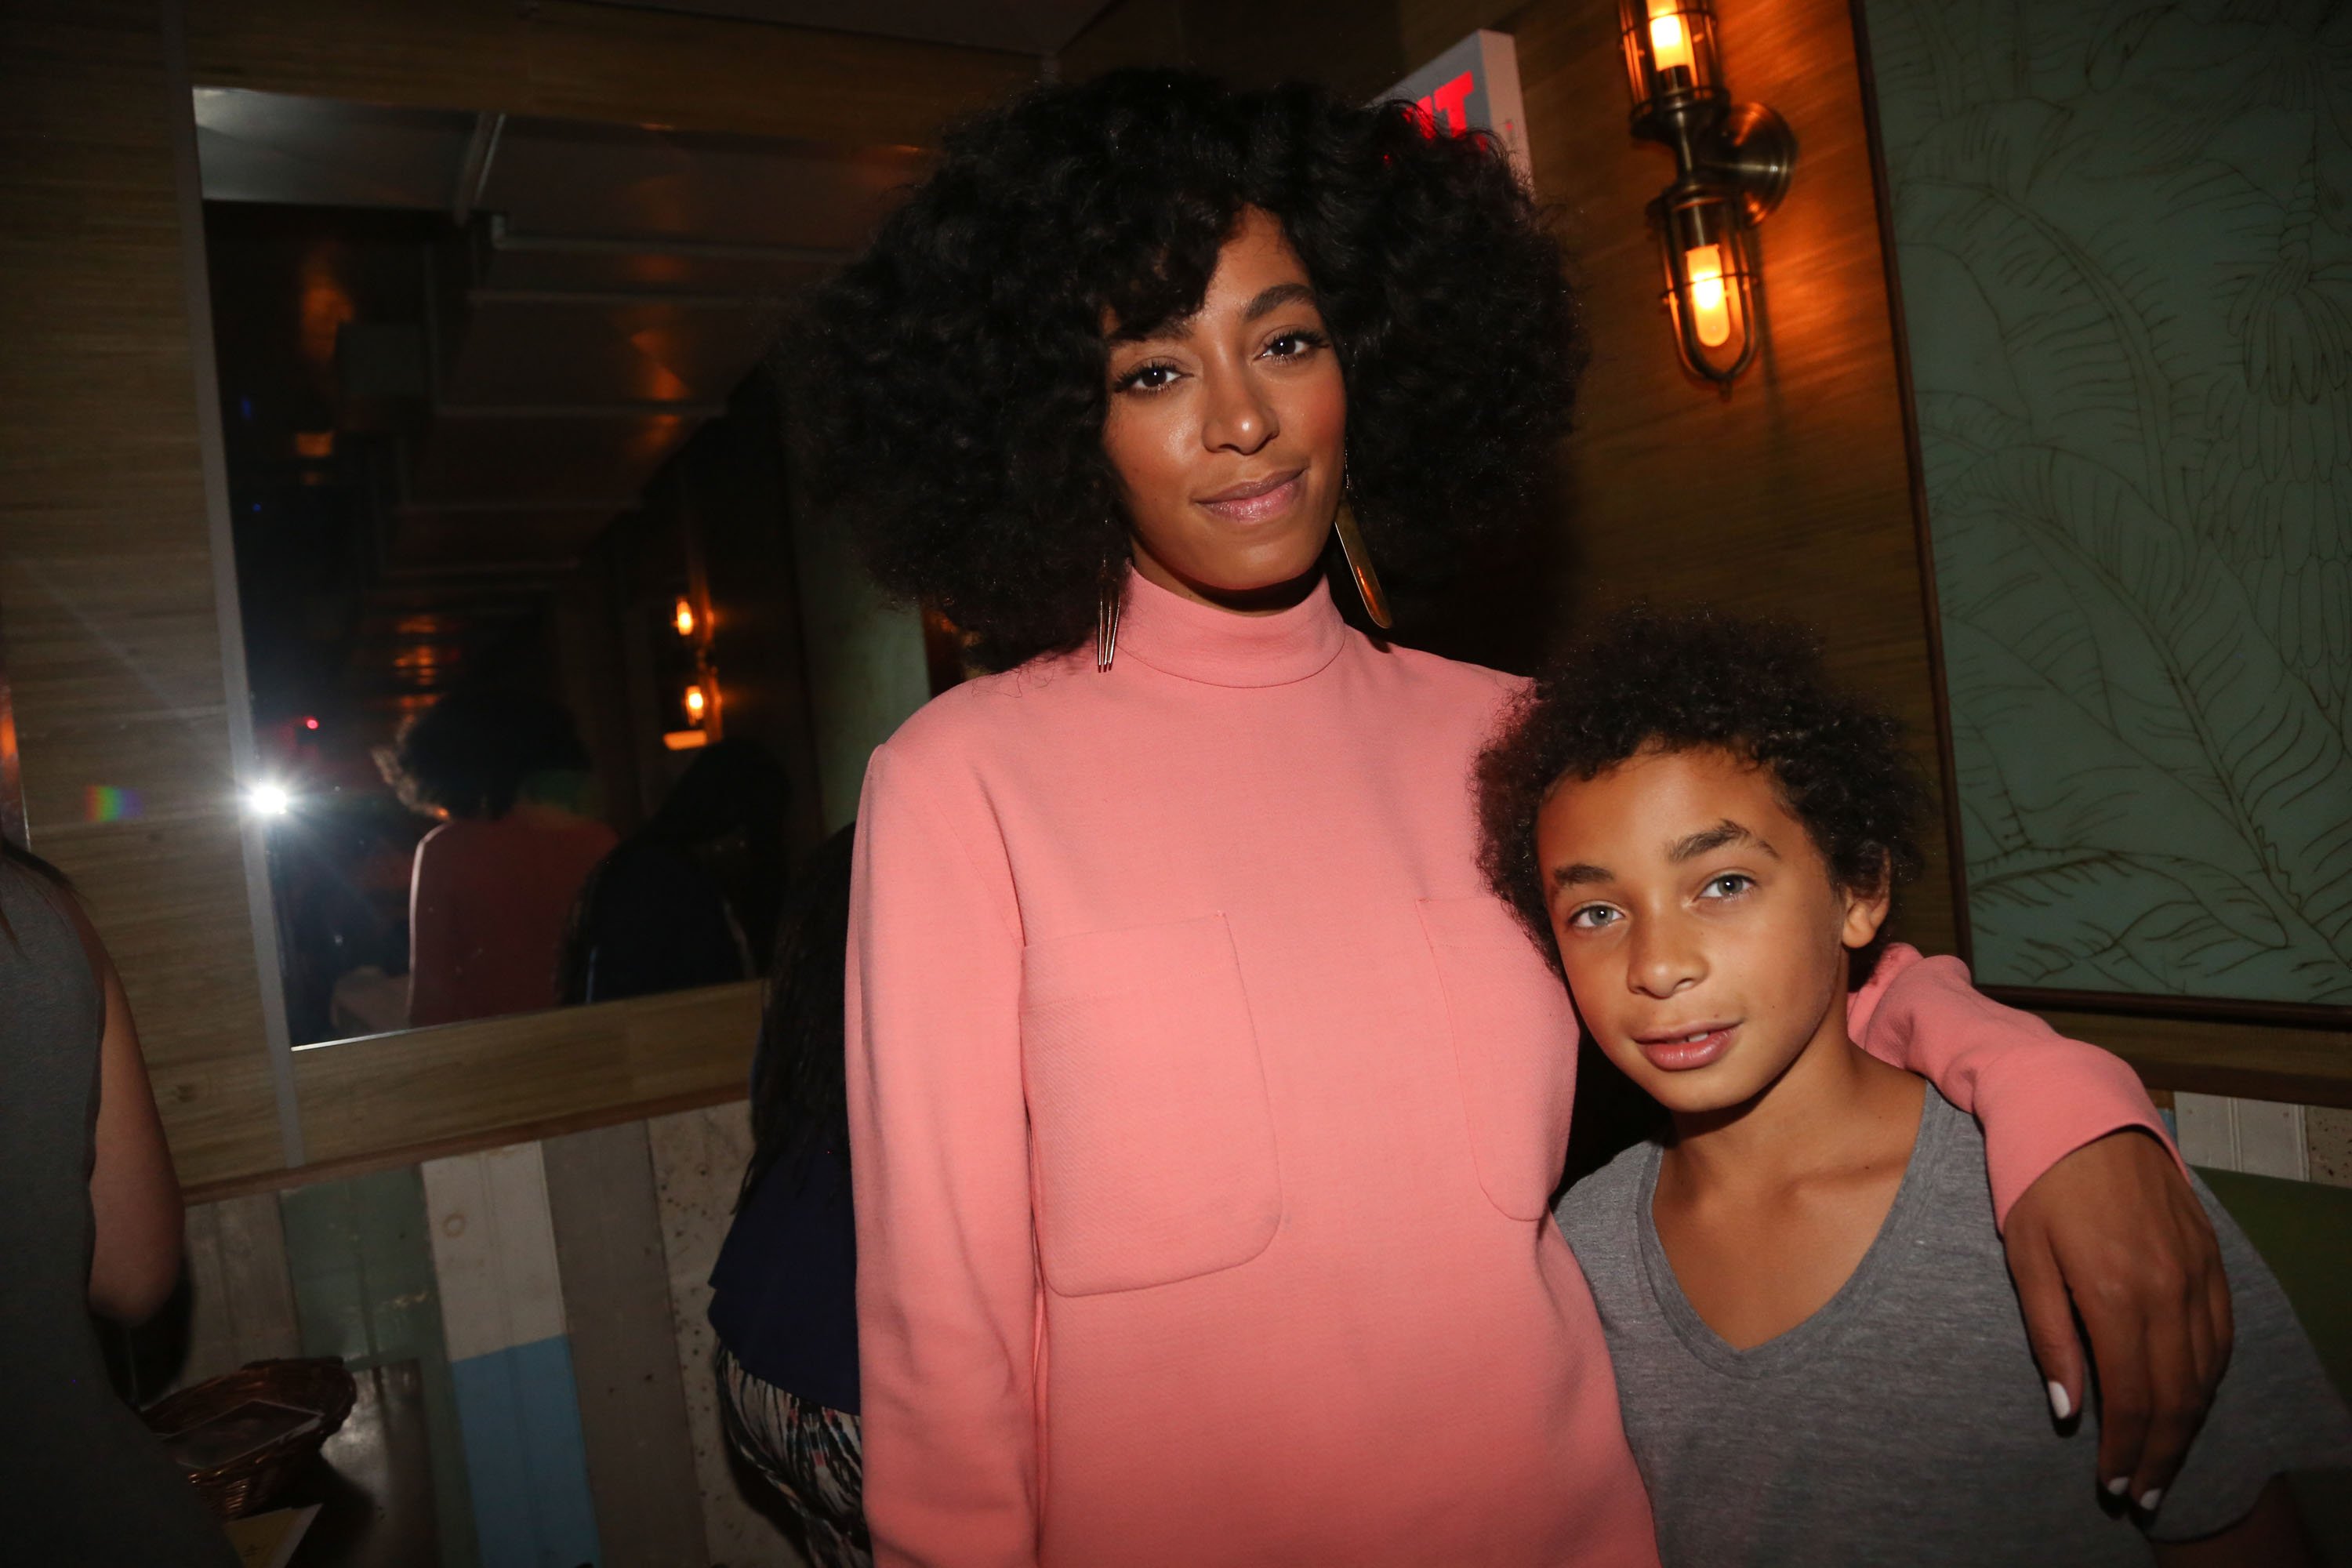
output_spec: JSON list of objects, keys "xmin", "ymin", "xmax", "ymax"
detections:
[
  {"xmin": 673, "ymin": 597, "xmax": 697, "ymax": 639},
  {"xmin": 1619, "ymin": 0, "xmax": 1795, "ymax": 387},
  {"xmin": 683, "ymin": 683, "xmax": 707, "ymax": 724}
]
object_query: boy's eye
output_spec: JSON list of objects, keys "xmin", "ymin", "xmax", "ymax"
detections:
[
  {"xmin": 1564, "ymin": 903, "xmax": 1621, "ymax": 931},
  {"xmin": 1698, "ymin": 873, "xmax": 1755, "ymax": 900}
]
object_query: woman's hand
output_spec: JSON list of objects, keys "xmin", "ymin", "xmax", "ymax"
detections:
[{"xmin": 2004, "ymin": 1128, "xmax": 2232, "ymax": 1512}]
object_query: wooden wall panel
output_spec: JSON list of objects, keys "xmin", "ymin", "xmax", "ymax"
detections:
[
  {"xmin": 423, "ymin": 1142, "xmax": 604, "ymax": 1567},
  {"xmin": 0, "ymin": 0, "xmax": 283, "ymax": 1185},
  {"xmin": 172, "ymin": 1190, "xmax": 304, "ymax": 1392},
  {"xmin": 2042, "ymin": 1011, "xmax": 2352, "ymax": 1112},
  {"xmin": 644, "ymin": 1101, "xmax": 796, "ymax": 1566},
  {"xmin": 543, "ymin": 1120, "xmax": 713, "ymax": 1568},
  {"xmin": 281, "ymin": 1165, "xmax": 481, "ymax": 1568},
  {"xmin": 183, "ymin": 0, "xmax": 1038, "ymax": 147}
]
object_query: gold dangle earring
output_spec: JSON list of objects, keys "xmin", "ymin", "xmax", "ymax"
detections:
[
  {"xmin": 1333, "ymin": 467, "xmax": 1393, "ymax": 630},
  {"xmin": 1096, "ymin": 554, "xmax": 1123, "ymax": 672}
]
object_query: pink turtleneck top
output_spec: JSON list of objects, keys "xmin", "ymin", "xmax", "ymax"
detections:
[{"xmin": 846, "ymin": 572, "xmax": 2166, "ymax": 1568}]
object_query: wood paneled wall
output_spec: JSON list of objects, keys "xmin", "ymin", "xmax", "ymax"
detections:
[
  {"xmin": 1, "ymin": 0, "xmax": 1040, "ymax": 1192},
  {"xmin": 0, "ymin": 0, "xmax": 285, "ymax": 1183}
]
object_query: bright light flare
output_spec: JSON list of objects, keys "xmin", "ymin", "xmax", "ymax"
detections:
[{"xmin": 248, "ymin": 782, "xmax": 294, "ymax": 817}]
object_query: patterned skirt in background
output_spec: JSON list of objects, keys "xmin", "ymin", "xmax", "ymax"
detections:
[{"xmin": 716, "ymin": 1344, "xmax": 872, "ymax": 1568}]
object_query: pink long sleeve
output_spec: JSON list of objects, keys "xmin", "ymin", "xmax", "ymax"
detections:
[
  {"xmin": 1849, "ymin": 944, "xmax": 2176, "ymax": 1223},
  {"xmin": 848, "ymin": 746, "xmax": 1040, "ymax": 1568}
]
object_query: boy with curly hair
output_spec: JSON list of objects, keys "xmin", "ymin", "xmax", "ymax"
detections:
[{"xmin": 1476, "ymin": 606, "xmax": 2350, "ymax": 1566}]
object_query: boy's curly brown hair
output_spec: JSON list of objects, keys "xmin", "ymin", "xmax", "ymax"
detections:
[{"xmin": 1475, "ymin": 605, "xmax": 1928, "ymax": 967}]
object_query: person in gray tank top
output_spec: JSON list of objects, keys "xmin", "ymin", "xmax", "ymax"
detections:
[
  {"xmin": 1478, "ymin": 609, "xmax": 2352, "ymax": 1565},
  {"xmin": 0, "ymin": 845, "xmax": 238, "ymax": 1564}
]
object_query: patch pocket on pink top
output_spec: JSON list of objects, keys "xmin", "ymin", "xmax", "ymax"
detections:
[
  {"xmin": 1418, "ymin": 896, "xmax": 1580, "ymax": 1221},
  {"xmin": 1021, "ymin": 913, "xmax": 1283, "ymax": 1297}
]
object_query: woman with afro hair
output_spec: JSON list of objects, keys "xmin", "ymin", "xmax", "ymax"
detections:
[{"xmin": 808, "ymin": 68, "xmax": 2223, "ymax": 1568}]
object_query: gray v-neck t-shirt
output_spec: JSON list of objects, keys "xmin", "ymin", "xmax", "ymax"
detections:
[{"xmin": 1556, "ymin": 1087, "xmax": 2352, "ymax": 1566}]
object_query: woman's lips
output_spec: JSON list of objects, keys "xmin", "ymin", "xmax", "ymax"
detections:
[
  {"xmin": 1196, "ymin": 470, "xmax": 1303, "ymax": 524},
  {"xmin": 1635, "ymin": 1025, "xmax": 1737, "ymax": 1072}
]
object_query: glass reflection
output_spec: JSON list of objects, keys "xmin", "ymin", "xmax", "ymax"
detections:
[{"xmin": 196, "ymin": 91, "xmax": 909, "ymax": 1044}]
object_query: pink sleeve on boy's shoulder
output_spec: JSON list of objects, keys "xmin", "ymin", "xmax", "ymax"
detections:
[{"xmin": 1850, "ymin": 944, "xmax": 2181, "ymax": 1225}]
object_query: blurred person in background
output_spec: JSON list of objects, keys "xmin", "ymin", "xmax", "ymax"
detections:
[
  {"xmin": 558, "ymin": 738, "xmax": 790, "ymax": 1005},
  {"xmin": 708, "ymin": 826, "xmax": 867, "ymax": 1568},
  {"xmin": 386, "ymin": 689, "xmax": 615, "ymax": 1026},
  {"xmin": 0, "ymin": 840, "xmax": 238, "ymax": 1564}
]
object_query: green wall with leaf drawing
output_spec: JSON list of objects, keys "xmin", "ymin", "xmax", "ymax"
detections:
[{"xmin": 1863, "ymin": 0, "xmax": 2352, "ymax": 1005}]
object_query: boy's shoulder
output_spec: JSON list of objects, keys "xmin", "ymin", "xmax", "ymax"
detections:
[{"xmin": 1552, "ymin": 1137, "xmax": 1660, "ymax": 1258}]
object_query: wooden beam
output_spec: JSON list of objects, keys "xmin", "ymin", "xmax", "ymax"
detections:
[
  {"xmin": 2039, "ymin": 1009, "xmax": 2352, "ymax": 1112},
  {"xmin": 282, "ymin": 978, "xmax": 762, "ymax": 1177}
]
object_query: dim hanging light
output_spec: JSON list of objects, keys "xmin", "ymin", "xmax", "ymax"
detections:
[{"xmin": 1618, "ymin": 0, "xmax": 1795, "ymax": 387}]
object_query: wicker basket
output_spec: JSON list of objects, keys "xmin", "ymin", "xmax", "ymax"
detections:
[{"xmin": 140, "ymin": 1357, "xmax": 357, "ymax": 1519}]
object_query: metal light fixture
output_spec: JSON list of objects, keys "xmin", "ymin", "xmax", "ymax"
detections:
[{"xmin": 1620, "ymin": 0, "xmax": 1795, "ymax": 387}]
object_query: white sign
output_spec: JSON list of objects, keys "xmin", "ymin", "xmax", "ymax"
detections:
[{"xmin": 1382, "ymin": 30, "xmax": 1533, "ymax": 185}]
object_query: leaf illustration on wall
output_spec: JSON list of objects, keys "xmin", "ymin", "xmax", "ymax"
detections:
[
  {"xmin": 1967, "ymin": 848, "xmax": 2340, "ymax": 1001},
  {"xmin": 1865, "ymin": 0, "xmax": 2352, "ymax": 1003}
]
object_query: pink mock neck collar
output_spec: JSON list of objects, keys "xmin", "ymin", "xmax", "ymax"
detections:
[{"xmin": 1115, "ymin": 568, "xmax": 1351, "ymax": 688}]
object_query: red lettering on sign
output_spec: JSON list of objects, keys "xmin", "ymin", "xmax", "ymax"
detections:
[{"xmin": 1416, "ymin": 70, "xmax": 1476, "ymax": 136}]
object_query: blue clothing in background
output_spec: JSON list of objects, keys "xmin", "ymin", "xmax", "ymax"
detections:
[{"xmin": 708, "ymin": 1141, "xmax": 860, "ymax": 1415}]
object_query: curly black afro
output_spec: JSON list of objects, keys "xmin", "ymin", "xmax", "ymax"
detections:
[
  {"xmin": 793, "ymin": 68, "xmax": 1581, "ymax": 671},
  {"xmin": 1476, "ymin": 607, "xmax": 1929, "ymax": 966}
]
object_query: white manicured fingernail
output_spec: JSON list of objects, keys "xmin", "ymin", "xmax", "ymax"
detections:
[
  {"xmin": 2046, "ymin": 1381, "xmax": 2072, "ymax": 1421},
  {"xmin": 2139, "ymin": 1489, "xmax": 2162, "ymax": 1512},
  {"xmin": 2106, "ymin": 1477, "xmax": 2130, "ymax": 1497}
]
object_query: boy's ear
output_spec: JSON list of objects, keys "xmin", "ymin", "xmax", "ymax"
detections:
[{"xmin": 1840, "ymin": 851, "xmax": 1893, "ymax": 950}]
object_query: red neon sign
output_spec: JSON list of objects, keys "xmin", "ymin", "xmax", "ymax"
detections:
[{"xmin": 1416, "ymin": 71, "xmax": 1477, "ymax": 136}]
